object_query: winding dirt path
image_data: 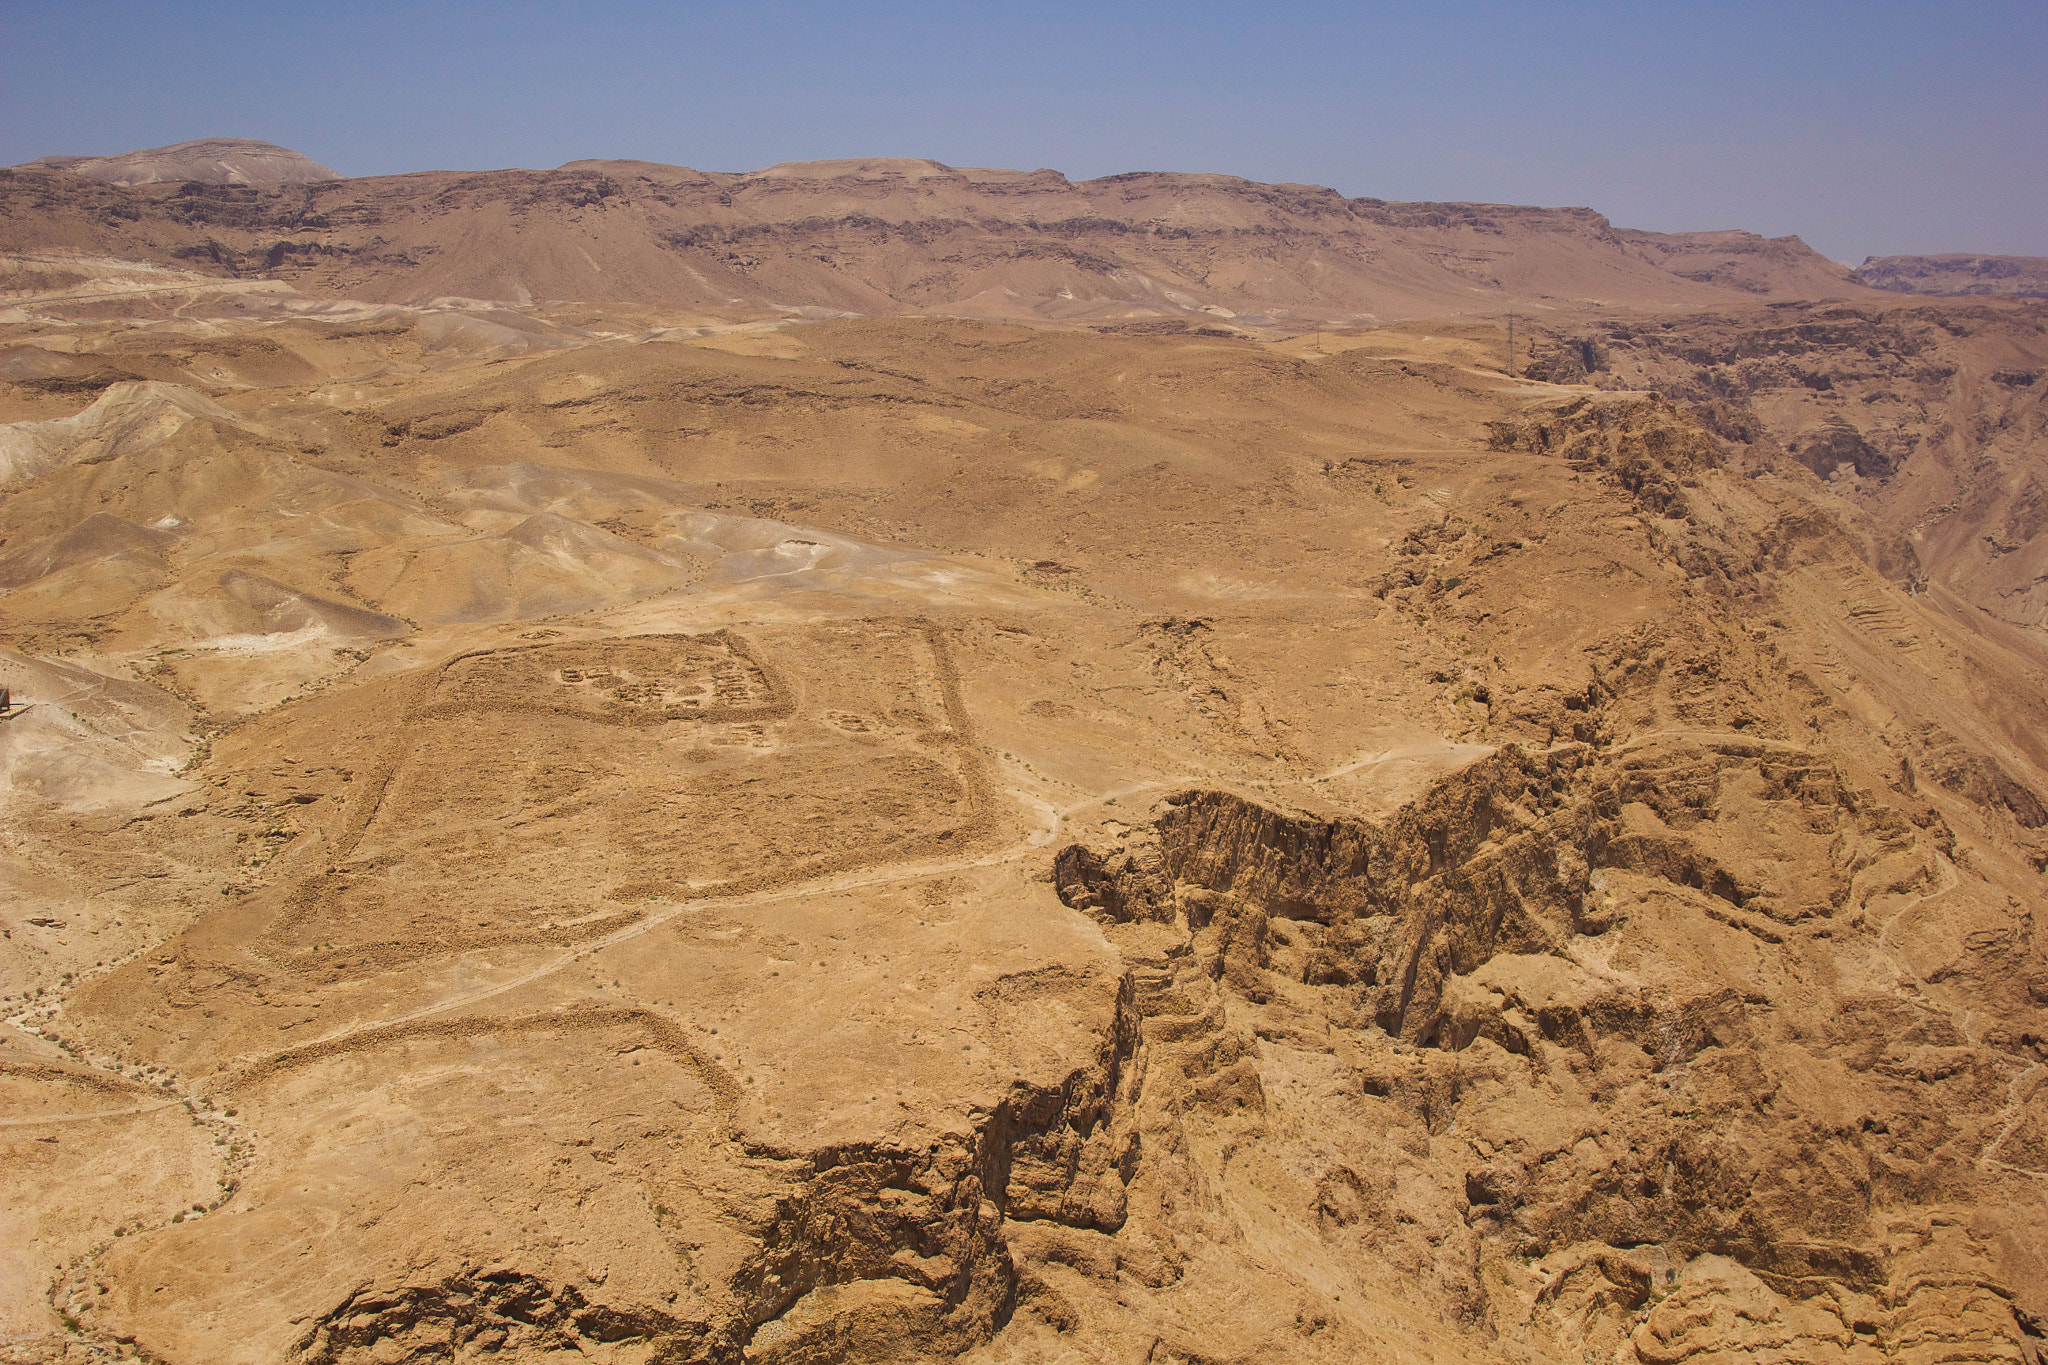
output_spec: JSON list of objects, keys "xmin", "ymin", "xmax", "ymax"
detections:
[{"xmin": 0, "ymin": 1100, "xmax": 180, "ymax": 1129}]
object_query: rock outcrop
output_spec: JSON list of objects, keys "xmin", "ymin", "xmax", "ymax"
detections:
[
  {"xmin": 0, "ymin": 156, "xmax": 1865, "ymax": 317},
  {"xmin": 15, "ymin": 138, "xmax": 341, "ymax": 188},
  {"xmin": 1855, "ymin": 254, "xmax": 2048, "ymax": 299},
  {"xmin": 1054, "ymin": 730, "xmax": 2045, "ymax": 1363}
]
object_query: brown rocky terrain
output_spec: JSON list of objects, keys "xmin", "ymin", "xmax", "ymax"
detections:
[
  {"xmin": 2, "ymin": 151, "xmax": 1867, "ymax": 322},
  {"xmin": 12, "ymin": 140, "xmax": 341, "ymax": 190},
  {"xmin": 1856, "ymin": 257, "xmax": 2048, "ymax": 300},
  {"xmin": 0, "ymin": 159, "xmax": 2043, "ymax": 1365}
]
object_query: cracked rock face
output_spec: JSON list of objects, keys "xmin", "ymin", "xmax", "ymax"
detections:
[
  {"xmin": 0, "ymin": 245, "xmax": 2042, "ymax": 1364},
  {"xmin": 1055, "ymin": 737, "xmax": 2044, "ymax": 1362}
]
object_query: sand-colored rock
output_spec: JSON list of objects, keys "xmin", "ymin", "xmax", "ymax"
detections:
[
  {"xmin": 15, "ymin": 139, "xmax": 341, "ymax": 188},
  {"xmin": 0, "ymin": 156, "xmax": 1864, "ymax": 320},
  {"xmin": 1856, "ymin": 255, "xmax": 2048, "ymax": 300},
  {"xmin": 0, "ymin": 174, "xmax": 2042, "ymax": 1365}
]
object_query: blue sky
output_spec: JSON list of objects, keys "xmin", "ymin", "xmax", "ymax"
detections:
[{"xmin": 4, "ymin": 1, "xmax": 2043, "ymax": 262}]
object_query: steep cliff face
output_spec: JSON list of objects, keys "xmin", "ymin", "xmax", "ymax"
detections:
[
  {"xmin": 223, "ymin": 983, "xmax": 1146, "ymax": 1365},
  {"xmin": 1535, "ymin": 302, "xmax": 2048, "ymax": 627},
  {"xmin": 1856, "ymin": 255, "xmax": 2048, "ymax": 300},
  {"xmin": 1054, "ymin": 731, "xmax": 2045, "ymax": 1363},
  {"xmin": 1484, "ymin": 394, "xmax": 1726, "ymax": 522},
  {"xmin": 1039, "ymin": 381, "xmax": 2048, "ymax": 1360},
  {"xmin": 0, "ymin": 157, "xmax": 1865, "ymax": 319}
]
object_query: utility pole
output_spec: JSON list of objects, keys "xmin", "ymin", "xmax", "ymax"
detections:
[{"xmin": 1505, "ymin": 313, "xmax": 1516, "ymax": 377}]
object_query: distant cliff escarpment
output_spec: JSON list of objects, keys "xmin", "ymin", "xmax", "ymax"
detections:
[
  {"xmin": 1855, "ymin": 253, "xmax": 2048, "ymax": 298},
  {"xmin": 0, "ymin": 147, "xmax": 1865, "ymax": 320},
  {"xmin": 14, "ymin": 137, "xmax": 342, "ymax": 188}
]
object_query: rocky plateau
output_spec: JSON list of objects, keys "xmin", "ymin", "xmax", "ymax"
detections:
[{"xmin": 0, "ymin": 145, "xmax": 2042, "ymax": 1365}]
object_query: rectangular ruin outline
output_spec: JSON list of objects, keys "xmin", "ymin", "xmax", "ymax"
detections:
[{"xmin": 260, "ymin": 619, "xmax": 998, "ymax": 969}]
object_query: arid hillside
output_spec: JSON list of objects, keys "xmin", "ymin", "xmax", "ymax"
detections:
[
  {"xmin": 1, "ymin": 151, "xmax": 1869, "ymax": 321},
  {"xmin": 12, "ymin": 139, "xmax": 342, "ymax": 189},
  {"xmin": 0, "ymin": 185, "xmax": 2043, "ymax": 1365},
  {"xmin": 1520, "ymin": 304, "xmax": 2048, "ymax": 630},
  {"xmin": 1857, "ymin": 255, "xmax": 2048, "ymax": 299}
]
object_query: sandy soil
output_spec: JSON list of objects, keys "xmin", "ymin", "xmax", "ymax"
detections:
[{"xmin": 0, "ymin": 250, "xmax": 2042, "ymax": 1364}]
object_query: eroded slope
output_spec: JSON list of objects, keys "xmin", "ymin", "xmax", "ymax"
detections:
[{"xmin": 0, "ymin": 292, "xmax": 2042, "ymax": 1365}]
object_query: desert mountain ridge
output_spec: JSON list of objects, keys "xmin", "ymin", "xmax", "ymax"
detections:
[
  {"xmin": 1855, "ymin": 253, "xmax": 2048, "ymax": 299},
  {"xmin": 13, "ymin": 137, "xmax": 341, "ymax": 188},
  {"xmin": 5, "ymin": 142, "xmax": 1869, "ymax": 321}
]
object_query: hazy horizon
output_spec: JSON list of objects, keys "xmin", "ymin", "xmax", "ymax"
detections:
[{"xmin": 4, "ymin": 0, "xmax": 2044, "ymax": 264}]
